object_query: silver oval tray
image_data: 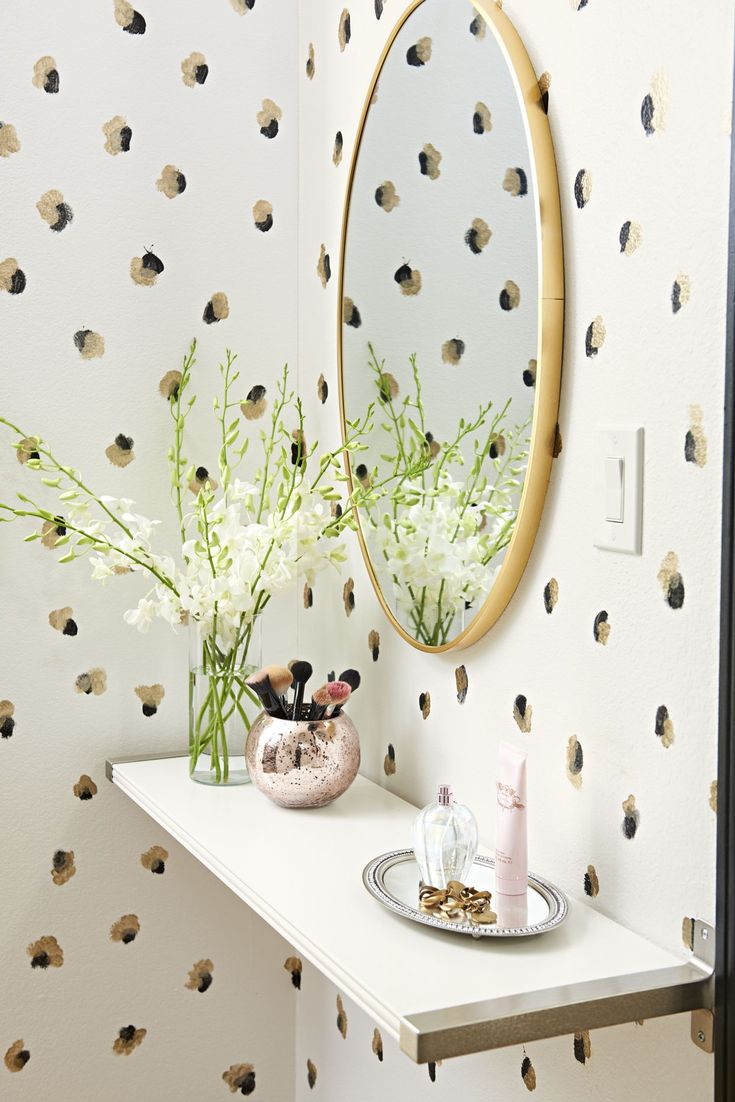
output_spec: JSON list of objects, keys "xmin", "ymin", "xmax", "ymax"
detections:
[{"xmin": 363, "ymin": 849, "xmax": 568, "ymax": 939}]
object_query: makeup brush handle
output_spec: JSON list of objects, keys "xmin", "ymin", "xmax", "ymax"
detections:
[{"xmin": 292, "ymin": 683, "xmax": 305, "ymax": 721}]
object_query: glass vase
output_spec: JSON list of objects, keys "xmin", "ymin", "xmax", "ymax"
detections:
[{"xmin": 188, "ymin": 620, "xmax": 262, "ymax": 786}]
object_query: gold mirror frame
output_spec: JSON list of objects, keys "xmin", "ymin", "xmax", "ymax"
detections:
[{"xmin": 337, "ymin": 0, "xmax": 564, "ymax": 653}]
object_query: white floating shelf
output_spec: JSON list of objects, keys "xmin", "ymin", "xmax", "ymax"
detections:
[{"xmin": 107, "ymin": 755, "xmax": 712, "ymax": 1063}]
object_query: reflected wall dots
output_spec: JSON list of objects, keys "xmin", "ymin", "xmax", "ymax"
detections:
[
  {"xmin": 307, "ymin": 1059, "xmax": 317, "ymax": 1089},
  {"xmin": 419, "ymin": 143, "xmax": 441, "ymax": 179},
  {"xmin": 499, "ymin": 280, "xmax": 520, "ymax": 310},
  {"xmin": 394, "ymin": 263, "xmax": 422, "ymax": 295},
  {"xmin": 407, "ymin": 37, "xmax": 432, "ymax": 66},
  {"xmin": 465, "ymin": 217, "xmax": 491, "ymax": 254},
  {"xmin": 473, "ymin": 102, "xmax": 492, "ymax": 134},
  {"xmin": 375, "ymin": 181, "xmax": 400, "ymax": 210},
  {"xmin": 306, "ymin": 43, "xmax": 315, "ymax": 79},
  {"xmin": 343, "ymin": 297, "xmax": 361, "ymax": 327},
  {"xmin": 503, "ymin": 167, "xmax": 528, "ymax": 196}
]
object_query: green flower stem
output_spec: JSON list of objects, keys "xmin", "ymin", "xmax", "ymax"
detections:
[
  {"xmin": 0, "ymin": 502, "xmax": 180, "ymax": 596},
  {"xmin": 0, "ymin": 416, "xmax": 137, "ymax": 540},
  {"xmin": 169, "ymin": 340, "xmax": 197, "ymax": 553}
]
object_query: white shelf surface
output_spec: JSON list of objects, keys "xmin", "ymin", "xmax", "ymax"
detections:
[{"xmin": 108, "ymin": 757, "xmax": 712, "ymax": 1062}]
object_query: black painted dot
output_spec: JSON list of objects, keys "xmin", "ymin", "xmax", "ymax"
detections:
[{"xmin": 641, "ymin": 94, "xmax": 655, "ymax": 135}]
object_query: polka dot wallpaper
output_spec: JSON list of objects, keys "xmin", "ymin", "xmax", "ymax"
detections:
[
  {"xmin": 294, "ymin": 0, "xmax": 731, "ymax": 1098},
  {"xmin": 1, "ymin": 0, "xmax": 298, "ymax": 1097},
  {"xmin": 1, "ymin": 0, "xmax": 733, "ymax": 1100}
]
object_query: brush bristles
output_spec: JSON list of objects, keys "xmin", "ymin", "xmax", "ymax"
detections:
[
  {"xmin": 264, "ymin": 664, "xmax": 293, "ymax": 695},
  {"xmin": 290, "ymin": 660, "xmax": 313, "ymax": 683},
  {"xmin": 327, "ymin": 680, "xmax": 351, "ymax": 705},
  {"xmin": 246, "ymin": 667, "xmax": 271, "ymax": 688},
  {"xmin": 311, "ymin": 685, "xmax": 332, "ymax": 708},
  {"xmin": 339, "ymin": 669, "xmax": 361, "ymax": 692}
]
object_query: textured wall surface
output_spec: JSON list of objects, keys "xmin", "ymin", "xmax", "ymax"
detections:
[
  {"xmin": 294, "ymin": 0, "xmax": 732, "ymax": 1098},
  {"xmin": 0, "ymin": 1, "xmax": 298, "ymax": 1097}
]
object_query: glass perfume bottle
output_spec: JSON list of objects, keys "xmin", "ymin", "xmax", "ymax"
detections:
[{"xmin": 412, "ymin": 784, "xmax": 479, "ymax": 888}]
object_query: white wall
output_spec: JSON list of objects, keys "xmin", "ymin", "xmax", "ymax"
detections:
[{"xmin": 294, "ymin": 0, "xmax": 732, "ymax": 1097}]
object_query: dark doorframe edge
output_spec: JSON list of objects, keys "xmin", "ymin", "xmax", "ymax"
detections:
[{"xmin": 714, "ymin": 43, "xmax": 735, "ymax": 1100}]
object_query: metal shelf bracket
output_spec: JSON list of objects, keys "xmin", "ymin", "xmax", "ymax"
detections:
[{"xmin": 689, "ymin": 919, "xmax": 715, "ymax": 1054}]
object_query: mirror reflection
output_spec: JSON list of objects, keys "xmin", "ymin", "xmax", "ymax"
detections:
[{"xmin": 341, "ymin": 0, "xmax": 552, "ymax": 648}]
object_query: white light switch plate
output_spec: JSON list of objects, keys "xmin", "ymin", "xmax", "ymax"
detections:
[{"xmin": 594, "ymin": 427, "xmax": 644, "ymax": 554}]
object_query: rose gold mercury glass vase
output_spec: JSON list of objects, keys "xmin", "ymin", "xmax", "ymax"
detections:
[{"xmin": 245, "ymin": 712, "xmax": 360, "ymax": 808}]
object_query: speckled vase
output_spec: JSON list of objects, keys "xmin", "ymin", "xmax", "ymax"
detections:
[{"xmin": 245, "ymin": 712, "xmax": 361, "ymax": 808}]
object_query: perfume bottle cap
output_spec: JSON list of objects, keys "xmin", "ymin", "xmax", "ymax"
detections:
[{"xmin": 437, "ymin": 784, "xmax": 454, "ymax": 806}]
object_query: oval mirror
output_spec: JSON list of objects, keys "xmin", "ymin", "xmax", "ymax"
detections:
[{"xmin": 338, "ymin": 0, "xmax": 563, "ymax": 651}]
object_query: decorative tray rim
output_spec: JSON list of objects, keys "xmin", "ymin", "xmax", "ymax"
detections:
[{"xmin": 362, "ymin": 848, "xmax": 568, "ymax": 939}]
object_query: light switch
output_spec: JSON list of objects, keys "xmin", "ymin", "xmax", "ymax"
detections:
[
  {"xmin": 595, "ymin": 427, "xmax": 644, "ymax": 555},
  {"xmin": 604, "ymin": 457, "xmax": 624, "ymax": 522}
]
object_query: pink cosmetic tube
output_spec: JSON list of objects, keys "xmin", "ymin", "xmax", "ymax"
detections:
[{"xmin": 495, "ymin": 742, "xmax": 528, "ymax": 897}]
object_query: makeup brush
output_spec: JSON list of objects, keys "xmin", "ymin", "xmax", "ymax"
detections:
[
  {"xmin": 325, "ymin": 680, "xmax": 351, "ymax": 717},
  {"xmin": 333, "ymin": 669, "xmax": 360, "ymax": 715},
  {"xmin": 289, "ymin": 660, "xmax": 313, "ymax": 721},
  {"xmin": 246, "ymin": 665, "xmax": 293, "ymax": 718},
  {"xmin": 311, "ymin": 680, "xmax": 351, "ymax": 720},
  {"xmin": 338, "ymin": 669, "xmax": 361, "ymax": 692},
  {"xmin": 309, "ymin": 683, "xmax": 332, "ymax": 721}
]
